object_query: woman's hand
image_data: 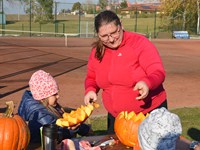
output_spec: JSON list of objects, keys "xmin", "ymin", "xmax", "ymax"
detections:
[
  {"xmin": 133, "ymin": 81, "xmax": 149, "ymax": 100},
  {"xmin": 84, "ymin": 91, "xmax": 97, "ymax": 105}
]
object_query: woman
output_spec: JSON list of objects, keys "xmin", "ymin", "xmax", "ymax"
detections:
[{"xmin": 84, "ymin": 10, "xmax": 167, "ymax": 134}]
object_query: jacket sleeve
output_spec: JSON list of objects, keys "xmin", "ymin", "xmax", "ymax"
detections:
[
  {"xmin": 18, "ymin": 91, "xmax": 57, "ymax": 125},
  {"xmin": 138, "ymin": 37, "xmax": 166, "ymax": 90},
  {"xmin": 84, "ymin": 49, "xmax": 100, "ymax": 94},
  {"xmin": 36, "ymin": 110, "xmax": 57, "ymax": 125}
]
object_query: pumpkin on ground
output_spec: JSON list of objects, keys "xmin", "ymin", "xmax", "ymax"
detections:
[
  {"xmin": 0, "ymin": 101, "xmax": 30, "ymax": 150},
  {"xmin": 114, "ymin": 111, "xmax": 148, "ymax": 149},
  {"xmin": 56, "ymin": 102, "xmax": 99, "ymax": 127}
]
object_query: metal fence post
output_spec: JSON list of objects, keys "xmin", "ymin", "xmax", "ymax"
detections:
[
  {"xmin": 22, "ymin": 24, "xmax": 24, "ymax": 35},
  {"xmin": 79, "ymin": 5, "xmax": 81, "ymax": 37},
  {"xmin": 93, "ymin": 4, "xmax": 96, "ymax": 37},
  {"xmin": 40, "ymin": 23, "xmax": 42, "ymax": 36},
  {"xmin": 30, "ymin": 0, "xmax": 32, "ymax": 37},
  {"xmin": 135, "ymin": 7, "xmax": 138, "ymax": 32},
  {"xmin": 54, "ymin": 2, "xmax": 58, "ymax": 37},
  {"xmin": 63, "ymin": 23, "xmax": 65, "ymax": 34},
  {"xmin": 154, "ymin": 9, "xmax": 157, "ymax": 38},
  {"xmin": 1, "ymin": 0, "xmax": 5, "ymax": 35}
]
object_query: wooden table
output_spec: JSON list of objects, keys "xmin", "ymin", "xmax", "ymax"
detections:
[
  {"xmin": 27, "ymin": 134, "xmax": 132, "ymax": 150},
  {"xmin": 27, "ymin": 134, "xmax": 190, "ymax": 150}
]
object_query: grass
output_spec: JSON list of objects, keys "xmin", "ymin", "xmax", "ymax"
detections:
[
  {"xmin": 171, "ymin": 107, "xmax": 200, "ymax": 141},
  {"xmin": 1, "ymin": 14, "xmax": 164, "ymax": 36},
  {"xmin": 90, "ymin": 107, "xmax": 200, "ymax": 141}
]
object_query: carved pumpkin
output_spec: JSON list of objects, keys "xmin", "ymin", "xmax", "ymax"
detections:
[
  {"xmin": 0, "ymin": 101, "xmax": 30, "ymax": 150},
  {"xmin": 56, "ymin": 102, "xmax": 99, "ymax": 127},
  {"xmin": 114, "ymin": 111, "xmax": 148, "ymax": 149}
]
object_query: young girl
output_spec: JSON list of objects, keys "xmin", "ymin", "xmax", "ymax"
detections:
[{"xmin": 18, "ymin": 70, "xmax": 92, "ymax": 143}]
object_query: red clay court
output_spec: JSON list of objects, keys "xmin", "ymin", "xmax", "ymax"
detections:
[{"xmin": 0, "ymin": 37, "xmax": 200, "ymax": 116}]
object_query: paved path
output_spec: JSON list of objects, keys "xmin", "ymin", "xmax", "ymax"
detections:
[{"xmin": 1, "ymin": 37, "xmax": 200, "ymax": 116}]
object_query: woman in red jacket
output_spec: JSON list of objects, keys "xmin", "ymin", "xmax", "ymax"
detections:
[{"xmin": 84, "ymin": 10, "xmax": 167, "ymax": 134}]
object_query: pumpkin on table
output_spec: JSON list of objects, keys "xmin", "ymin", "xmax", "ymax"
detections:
[
  {"xmin": 114, "ymin": 111, "xmax": 148, "ymax": 150},
  {"xmin": 0, "ymin": 101, "xmax": 30, "ymax": 150}
]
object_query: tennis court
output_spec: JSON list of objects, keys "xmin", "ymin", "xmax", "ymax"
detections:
[{"xmin": 0, "ymin": 37, "xmax": 200, "ymax": 115}]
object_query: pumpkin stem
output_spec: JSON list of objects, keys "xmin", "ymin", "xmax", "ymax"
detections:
[{"xmin": 3, "ymin": 101, "xmax": 14, "ymax": 117}]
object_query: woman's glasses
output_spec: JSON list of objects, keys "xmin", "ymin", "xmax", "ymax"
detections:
[{"xmin": 98, "ymin": 25, "xmax": 121, "ymax": 42}]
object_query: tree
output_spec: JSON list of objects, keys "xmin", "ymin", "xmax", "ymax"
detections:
[
  {"xmin": 82, "ymin": 0, "xmax": 95, "ymax": 14},
  {"xmin": 98, "ymin": 0, "xmax": 108, "ymax": 10},
  {"xmin": 37, "ymin": 0, "xmax": 53, "ymax": 22},
  {"xmin": 72, "ymin": 2, "xmax": 82, "ymax": 12},
  {"xmin": 23, "ymin": 0, "xmax": 54, "ymax": 23},
  {"xmin": 120, "ymin": 0, "xmax": 128, "ymax": 9},
  {"xmin": 159, "ymin": 0, "xmax": 199, "ymax": 33},
  {"xmin": 197, "ymin": 0, "xmax": 200, "ymax": 34}
]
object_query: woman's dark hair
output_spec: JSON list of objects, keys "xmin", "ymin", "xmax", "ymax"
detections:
[{"xmin": 93, "ymin": 10, "xmax": 121, "ymax": 61}]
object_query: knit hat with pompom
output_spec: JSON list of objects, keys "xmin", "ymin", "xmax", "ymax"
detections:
[
  {"xmin": 29, "ymin": 70, "xmax": 59, "ymax": 100},
  {"xmin": 138, "ymin": 107, "xmax": 182, "ymax": 150}
]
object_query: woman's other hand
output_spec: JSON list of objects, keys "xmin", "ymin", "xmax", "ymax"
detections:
[
  {"xmin": 84, "ymin": 91, "xmax": 97, "ymax": 105},
  {"xmin": 133, "ymin": 81, "xmax": 149, "ymax": 100}
]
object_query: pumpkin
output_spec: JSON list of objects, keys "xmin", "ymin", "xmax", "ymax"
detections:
[
  {"xmin": 0, "ymin": 101, "xmax": 30, "ymax": 150},
  {"xmin": 56, "ymin": 102, "xmax": 99, "ymax": 127},
  {"xmin": 114, "ymin": 111, "xmax": 148, "ymax": 149}
]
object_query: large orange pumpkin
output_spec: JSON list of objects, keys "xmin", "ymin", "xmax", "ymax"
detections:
[
  {"xmin": 0, "ymin": 101, "xmax": 30, "ymax": 150},
  {"xmin": 114, "ymin": 111, "xmax": 148, "ymax": 149}
]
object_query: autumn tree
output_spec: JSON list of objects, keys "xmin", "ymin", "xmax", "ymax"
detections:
[{"xmin": 159, "ymin": 0, "xmax": 199, "ymax": 33}]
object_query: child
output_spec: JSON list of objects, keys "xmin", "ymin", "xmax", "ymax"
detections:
[
  {"xmin": 138, "ymin": 107, "xmax": 200, "ymax": 150},
  {"xmin": 18, "ymin": 70, "xmax": 92, "ymax": 143}
]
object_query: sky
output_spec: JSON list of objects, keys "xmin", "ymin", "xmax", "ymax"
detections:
[
  {"xmin": 56, "ymin": 0, "xmax": 154, "ymax": 4},
  {"xmin": 3, "ymin": 0, "xmax": 157, "ymax": 14},
  {"xmin": 56, "ymin": 0, "xmax": 139, "ymax": 4}
]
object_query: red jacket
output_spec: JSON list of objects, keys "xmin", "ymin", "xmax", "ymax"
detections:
[{"xmin": 85, "ymin": 31, "xmax": 166, "ymax": 117}]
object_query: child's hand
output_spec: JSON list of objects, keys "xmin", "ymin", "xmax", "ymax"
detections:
[{"xmin": 68, "ymin": 123, "xmax": 80, "ymax": 130}]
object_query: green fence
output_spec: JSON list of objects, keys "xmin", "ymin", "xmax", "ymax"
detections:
[{"xmin": 0, "ymin": 1, "xmax": 170, "ymax": 39}]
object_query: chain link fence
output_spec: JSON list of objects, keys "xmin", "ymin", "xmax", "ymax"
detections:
[{"xmin": 1, "ymin": 1, "xmax": 194, "ymax": 39}]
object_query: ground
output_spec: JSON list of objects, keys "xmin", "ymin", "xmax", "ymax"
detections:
[{"xmin": 0, "ymin": 37, "xmax": 200, "ymax": 117}]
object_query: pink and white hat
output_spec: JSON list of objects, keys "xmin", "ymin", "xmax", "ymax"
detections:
[{"xmin": 29, "ymin": 70, "xmax": 59, "ymax": 100}]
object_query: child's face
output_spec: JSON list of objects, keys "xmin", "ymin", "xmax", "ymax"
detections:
[{"xmin": 47, "ymin": 93, "xmax": 59, "ymax": 106}]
